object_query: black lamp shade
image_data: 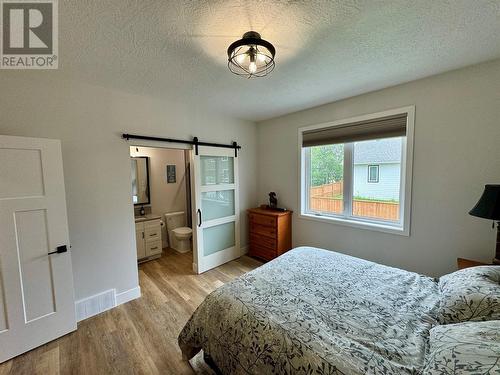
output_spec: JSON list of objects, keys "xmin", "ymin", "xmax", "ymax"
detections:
[{"xmin": 469, "ymin": 184, "xmax": 500, "ymax": 220}]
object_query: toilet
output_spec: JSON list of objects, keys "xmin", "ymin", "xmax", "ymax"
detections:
[{"xmin": 164, "ymin": 211, "xmax": 192, "ymax": 253}]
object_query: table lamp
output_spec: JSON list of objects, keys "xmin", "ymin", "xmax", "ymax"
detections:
[{"xmin": 469, "ymin": 184, "xmax": 500, "ymax": 264}]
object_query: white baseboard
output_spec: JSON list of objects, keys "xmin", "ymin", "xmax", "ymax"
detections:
[
  {"xmin": 116, "ymin": 286, "xmax": 141, "ymax": 305},
  {"xmin": 75, "ymin": 286, "xmax": 141, "ymax": 322},
  {"xmin": 75, "ymin": 289, "xmax": 116, "ymax": 322}
]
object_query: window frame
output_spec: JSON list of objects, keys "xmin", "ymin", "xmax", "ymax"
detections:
[
  {"xmin": 367, "ymin": 164, "xmax": 379, "ymax": 183},
  {"xmin": 298, "ymin": 106, "xmax": 415, "ymax": 236}
]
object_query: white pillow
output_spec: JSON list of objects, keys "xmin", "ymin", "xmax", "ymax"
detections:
[
  {"xmin": 424, "ymin": 320, "xmax": 500, "ymax": 374},
  {"xmin": 437, "ymin": 266, "xmax": 500, "ymax": 324}
]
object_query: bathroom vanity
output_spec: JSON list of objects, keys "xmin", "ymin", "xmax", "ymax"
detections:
[{"xmin": 135, "ymin": 215, "xmax": 162, "ymax": 262}]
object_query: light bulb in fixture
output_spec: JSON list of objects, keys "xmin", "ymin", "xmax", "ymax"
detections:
[
  {"xmin": 249, "ymin": 61, "xmax": 257, "ymax": 73},
  {"xmin": 248, "ymin": 50, "xmax": 257, "ymax": 74},
  {"xmin": 257, "ymin": 53, "xmax": 266, "ymax": 62}
]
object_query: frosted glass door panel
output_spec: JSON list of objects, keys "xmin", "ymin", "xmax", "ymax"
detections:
[
  {"xmin": 201, "ymin": 156, "xmax": 234, "ymax": 185},
  {"xmin": 201, "ymin": 190, "xmax": 235, "ymax": 221},
  {"xmin": 203, "ymin": 222, "xmax": 235, "ymax": 256}
]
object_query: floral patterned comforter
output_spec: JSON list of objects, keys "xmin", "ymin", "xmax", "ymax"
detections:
[{"xmin": 178, "ymin": 247, "xmax": 440, "ymax": 374}]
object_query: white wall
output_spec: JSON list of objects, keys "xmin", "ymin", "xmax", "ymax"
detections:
[
  {"xmin": 130, "ymin": 146, "xmax": 187, "ymax": 248},
  {"xmin": 257, "ymin": 59, "xmax": 500, "ymax": 277},
  {"xmin": 0, "ymin": 75, "xmax": 257, "ymax": 302}
]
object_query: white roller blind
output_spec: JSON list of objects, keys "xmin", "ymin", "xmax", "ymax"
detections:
[{"xmin": 302, "ymin": 113, "xmax": 407, "ymax": 147}]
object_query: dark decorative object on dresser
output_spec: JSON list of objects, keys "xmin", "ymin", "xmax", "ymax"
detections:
[
  {"xmin": 469, "ymin": 184, "xmax": 500, "ymax": 264},
  {"xmin": 269, "ymin": 192, "xmax": 277, "ymax": 209},
  {"xmin": 248, "ymin": 207, "xmax": 292, "ymax": 261}
]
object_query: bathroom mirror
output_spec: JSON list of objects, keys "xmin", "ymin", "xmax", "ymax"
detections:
[{"xmin": 131, "ymin": 157, "xmax": 150, "ymax": 205}]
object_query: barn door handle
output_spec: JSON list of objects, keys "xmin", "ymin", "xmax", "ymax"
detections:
[
  {"xmin": 197, "ymin": 209, "xmax": 202, "ymax": 227},
  {"xmin": 48, "ymin": 245, "xmax": 68, "ymax": 255}
]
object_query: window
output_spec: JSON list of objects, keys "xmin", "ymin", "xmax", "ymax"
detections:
[
  {"xmin": 367, "ymin": 165, "xmax": 379, "ymax": 183},
  {"xmin": 300, "ymin": 107, "xmax": 414, "ymax": 235}
]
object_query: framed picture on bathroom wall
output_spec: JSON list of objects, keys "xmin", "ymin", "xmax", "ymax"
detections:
[{"xmin": 166, "ymin": 165, "xmax": 176, "ymax": 183}]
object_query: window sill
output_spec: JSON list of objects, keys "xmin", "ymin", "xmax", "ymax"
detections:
[{"xmin": 299, "ymin": 212, "xmax": 409, "ymax": 236}]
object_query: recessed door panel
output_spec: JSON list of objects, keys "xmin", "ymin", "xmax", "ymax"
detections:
[
  {"xmin": 0, "ymin": 149, "xmax": 44, "ymax": 198},
  {"xmin": 14, "ymin": 209, "xmax": 56, "ymax": 322}
]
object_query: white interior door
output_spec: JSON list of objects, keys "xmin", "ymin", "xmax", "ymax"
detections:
[
  {"xmin": 191, "ymin": 146, "xmax": 240, "ymax": 274},
  {"xmin": 0, "ymin": 135, "xmax": 76, "ymax": 363}
]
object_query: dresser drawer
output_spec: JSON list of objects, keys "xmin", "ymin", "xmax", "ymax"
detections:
[
  {"xmin": 249, "ymin": 213, "xmax": 276, "ymax": 227},
  {"xmin": 135, "ymin": 222, "xmax": 144, "ymax": 231},
  {"xmin": 250, "ymin": 233, "xmax": 276, "ymax": 250},
  {"xmin": 146, "ymin": 240, "xmax": 162, "ymax": 256},
  {"xmin": 250, "ymin": 223, "xmax": 277, "ymax": 239},
  {"xmin": 145, "ymin": 226, "xmax": 161, "ymax": 242},
  {"xmin": 250, "ymin": 244, "xmax": 275, "ymax": 261}
]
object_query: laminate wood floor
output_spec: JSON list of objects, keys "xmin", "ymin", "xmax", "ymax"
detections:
[{"xmin": 0, "ymin": 249, "xmax": 262, "ymax": 375}]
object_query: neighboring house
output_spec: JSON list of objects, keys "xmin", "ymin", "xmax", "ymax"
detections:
[{"xmin": 353, "ymin": 138, "xmax": 402, "ymax": 201}]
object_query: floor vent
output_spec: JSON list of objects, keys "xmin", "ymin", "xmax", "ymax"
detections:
[{"xmin": 75, "ymin": 289, "xmax": 117, "ymax": 322}]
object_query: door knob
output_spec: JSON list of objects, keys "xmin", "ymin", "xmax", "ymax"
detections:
[{"xmin": 48, "ymin": 245, "xmax": 68, "ymax": 255}]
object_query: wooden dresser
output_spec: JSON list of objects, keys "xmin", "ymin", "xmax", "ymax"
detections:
[
  {"xmin": 248, "ymin": 207, "xmax": 292, "ymax": 261},
  {"xmin": 456, "ymin": 257, "xmax": 490, "ymax": 270}
]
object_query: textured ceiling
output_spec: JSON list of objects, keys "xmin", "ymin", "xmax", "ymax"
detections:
[{"xmin": 59, "ymin": 0, "xmax": 500, "ymax": 121}]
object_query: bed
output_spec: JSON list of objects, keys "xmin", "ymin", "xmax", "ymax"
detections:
[{"xmin": 178, "ymin": 247, "xmax": 500, "ymax": 374}]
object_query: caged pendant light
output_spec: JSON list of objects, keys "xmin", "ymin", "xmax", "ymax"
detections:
[{"xmin": 227, "ymin": 31, "xmax": 276, "ymax": 78}]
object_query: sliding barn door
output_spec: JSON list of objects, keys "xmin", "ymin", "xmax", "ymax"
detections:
[
  {"xmin": 191, "ymin": 146, "xmax": 240, "ymax": 274},
  {"xmin": 0, "ymin": 135, "xmax": 76, "ymax": 363}
]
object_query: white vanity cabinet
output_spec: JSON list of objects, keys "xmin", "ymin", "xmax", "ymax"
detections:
[{"xmin": 135, "ymin": 216, "xmax": 162, "ymax": 261}]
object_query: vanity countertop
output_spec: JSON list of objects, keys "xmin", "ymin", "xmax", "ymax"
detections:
[{"xmin": 134, "ymin": 214, "xmax": 162, "ymax": 223}]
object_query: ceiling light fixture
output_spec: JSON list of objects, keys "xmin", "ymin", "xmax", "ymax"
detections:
[{"xmin": 227, "ymin": 31, "xmax": 275, "ymax": 78}]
